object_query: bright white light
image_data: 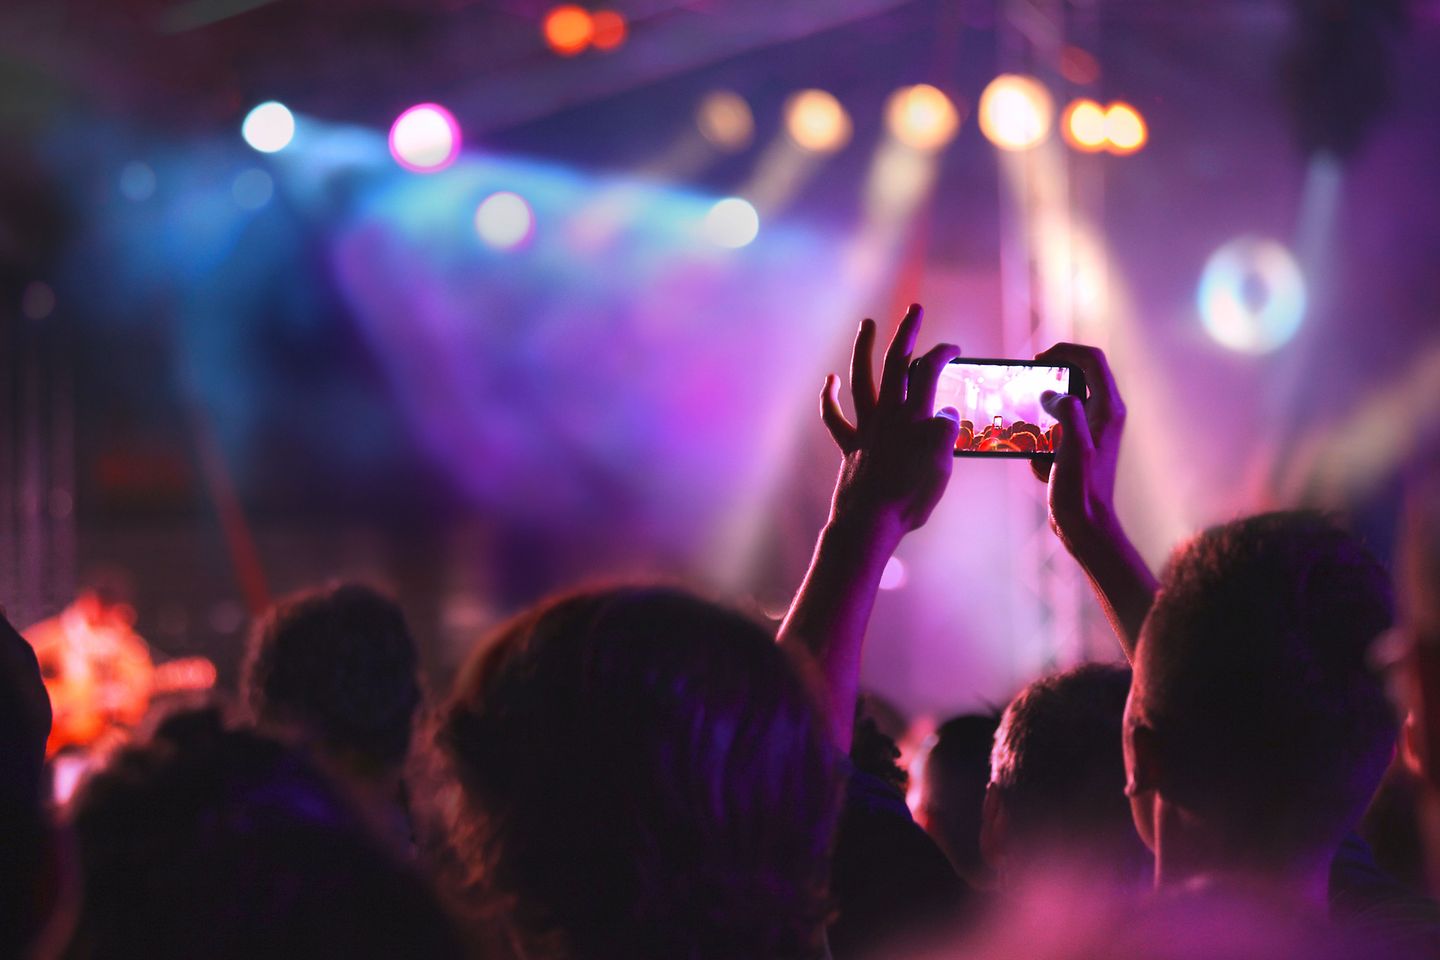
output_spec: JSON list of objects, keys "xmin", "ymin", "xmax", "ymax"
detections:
[
  {"xmin": 389, "ymin": 103, "xmax": 461, "ymax": 173},
  {"xmin": 696, "ymin": 91, "xmax": 754, "ymax": 152},
  {"xmin": 475, "ymin": 192, "xmax": 535, "ymax": 250},
  {"xmin": 784, "ymin": 90, "xmax": 852, "ymax": 154},
  {"xmin": 232, "ymin": 168, "xmax": 274, "ymax": 210},
  {"xmin": 885, "ymin": 84, "xmax": 961, "ymax": 152},
  {"xmin": 119, "ymin": 162, "xmax": 157, "ymax": 201},
  {"xmin": 703, "ymin": 197, "xmax": 760, "ymax": 249},
  {"xmin": 241, "ymin": 102, "xmax": 295, "ymax": 153},
  {"xmin": 879, "ymin": 556, "xmax": 908, "ymax": 591},
  {"xmin": 1198, "ymin": 237, "xmax": 1307, "ymax": 354},
  {"xmin": 977, "ymin": 75, "xmax": 1053, "ymax": 151}
]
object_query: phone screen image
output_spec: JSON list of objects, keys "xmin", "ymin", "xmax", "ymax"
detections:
[{"xmin": 933, "ymin": 361, "xmax": 1074, "ymax": 457}]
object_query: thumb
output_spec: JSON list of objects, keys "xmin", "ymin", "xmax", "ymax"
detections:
[
  {"xmin": 929, "ymin": 408, "xmax": 962, "ymax": 449},
  {"xmin": 1041, "ymin": 390, "xmax": 1093, "ymax": 474}
]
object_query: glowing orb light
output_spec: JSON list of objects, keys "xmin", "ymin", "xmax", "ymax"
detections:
[
  {"xmin": 696, "ymin": 91, "xmax": 754, "ymax": 152},
  {"xmin": 1062, "ymin": 99, "xmax": 1108, "ymax": 152},
  {"xmin": 1104, "ymin": 102, "xmax": 1147, "ymax": 154},
  {"xmin": 241, "ymin": 101, "xmax": 295, "ymax": 153},
  {"xmin": 1197, "ymin": 237, "xmax": 1307, "ymax": 354},
  {"xmin": 591, "ymin": 10, "xmax": 627, "ymax": 50},
  {"xmin": 784, "ymin": 89, "xmax": 852, "ymax": 154},
  {"xmin": 389, "ymin": 103, "xmax": 462, "ymax": 173},
  {"xmin": 703, "ymin": 197, "xmax": 760, "ymax": 249},
  {"xmin": 119, "ymin": 162, "xmax": 157, "ymax": 201},
  {"xmin": 885, "ymin": 84, "xmax": 961, "ymax": 152},
  {"xmin": 543, "ymin": 5, "xmax": 593, "ymax": 56},
  {"xmin": 475, "ymin": 192, "xmax": 535, "ymax": 250},
  {"xmin": 977, "ymin": 75, "xmax": 1053, "ymax": 151}
]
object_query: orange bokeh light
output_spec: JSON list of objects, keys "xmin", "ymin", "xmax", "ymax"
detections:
[
  {"xmin": 543, "ymin": 5, "xmax": 594, "ymax": 56},
  {"xmin": 591, "ymin": 10, "xmax": 627, "ymax": 50},
  {"xmin": 1104, "ymin": 101, "xmax": 1147, "ymax": 154},
  {"xmin": 1062, "ymin": 98, "xmax": 1108, "ymax": 152}
]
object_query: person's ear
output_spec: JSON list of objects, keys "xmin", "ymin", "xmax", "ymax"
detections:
[
  {"xmin": 980, "ymin": 784, "xmax": 1007, "ymax": 870},
  {"xmin": 1127, "ymin": 721, "xmax": 1163, "ymax": 797}
]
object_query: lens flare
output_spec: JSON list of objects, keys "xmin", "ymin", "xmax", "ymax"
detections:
[
  {"xmin": 591, "ymin": 10, "xmax": 627, "ymax": 50},
  {"xmin": 1197, "ymin": 237, "xmax": 1307, "ymax": 354},
  {"xmin": 703, "ymin": 197, "xmax": 760, "ymax": 249},
  {"xmin": 977, "ymin": 75, "xmax": 1053, "ymax": 151},
  {"xmin": 1062, "ymin": 99, "xmax": 1107, "ymax": 152},
  {"xmin": 885, "ymin": 84, "xmax": 962, "ymax": 152},
  {"xmin": 475, "ymin": 192, "xmax": 535, "ymax": 250},
  {"xmin": 1104, "ymin": 102, "xmax": 1147, "ymax": 154},
  {"xmin": 241, "ymin": 101, "xmax": 295, "ymax": 153},
  {"xmin": 784, "ymin": 89, "xmax": 852, "ymax": 154},
  {"xmin": 543, "ymin": 5, "xmax": 593, "ymax": 56},
  {"xmin": 696, "ymin": 91, "xmax": 754, "ymax": 152},
  {"xmin": 389, "ymin": 103, "xmax": 462, "ymax": 173}
]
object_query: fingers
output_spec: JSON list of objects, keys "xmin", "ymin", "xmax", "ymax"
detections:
[
  {"xmin": 1035, "ymin": 342, "xmax": 1123, "ymax": 415},
  {"xmin": 850, "ymin": 319, "xmax": 878, "ymax": 425},
  {"xmin": 906, "ymin": 342, "xmax": 962, "ymax": 418},
  {"xmin": 878, "ymin": 304, "xmax": 923, "ymax": 406},
  {"xmin": 821, "ymin": 374, "xmax": 858, "ymax": 452},
  {"xmin": 1041, "ymin": 389, "xmax": 1094, "ymax": 472},
  {"xmin": 1030, "ymin": 455, "xmax": 1054, "ymax": 484}
]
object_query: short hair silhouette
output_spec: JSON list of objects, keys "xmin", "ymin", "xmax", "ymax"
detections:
[
  {"xmin": 439, "ymin": 586, "xmax": 841, "ymax": 960},
  {"xmin": 988, "ymin": 663, "xmax": 1150, "ymax": 883},
  {"xmin": 1137, "ymin": 511, "xmax": 1397, "ymax": 868},
  {"xmin": 920, "ymin": 713, "xmax": 1000, "ymax": 882},
  {"xmin": 67, "ymin": 707, "xmax": 462, "ymax": 959},
  {"xmin": 244, "ymin": 583, "xmax": 421, "ymax": 771}
]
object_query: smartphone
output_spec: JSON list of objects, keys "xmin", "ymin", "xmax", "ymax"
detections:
[{"xmin": 933, "ymin": 359, "xmax": 1084, "ymax": 458}]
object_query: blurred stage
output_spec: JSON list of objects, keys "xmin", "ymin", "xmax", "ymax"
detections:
[{"xmin": 2, "ymin": 0, "xmax": 1439, "ymax": 725}]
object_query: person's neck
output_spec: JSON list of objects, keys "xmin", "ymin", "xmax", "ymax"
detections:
[{"xmin": 1151, "ymin": 803, "xmax": 1333, "ymax": 911}]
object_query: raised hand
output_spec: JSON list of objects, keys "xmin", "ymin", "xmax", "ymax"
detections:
[
  {"xmin": 780, "ymin": 303, "xmax": 959, "ymax": 750},
  {"xmin": 1030, "ymin": 342, "xmax": 1155, "ymax": 659},
  {"xmin": 1029, "ymin": 343, "xmax": 1127, "ymax": 551},
  {"xmin": 821, "ymin": 304, "xmax": 962, "ymax": 541}
]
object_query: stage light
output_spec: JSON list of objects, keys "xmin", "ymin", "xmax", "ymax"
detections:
[
  {"xmin": 885, "ymin": 84, "xmax": 961, "ymax": 152},
  {"xmin": 977, "ymin": 75, "xmax": 1053, "ymax": 151},
  {"xmin": 784, "ymin": 89, "xmax": 852, "ymax": 154},
  {"xmin": 232, "ymin": 168, "xmax": 274, "ymax": 210},
  {"xmin": 241, "ymin": 101, "xmax": 295, "ymax": 153},
  {"xmin": 703, "ymin": 197, "xmax": 759, "ymax": 248},
  {"xmin": 591, "ymin": 10, "xmax": 627, "ymax": 50},
  {"xmin": 696, "ymin": 91, "xmax": 754, "ymax": 152},
  {"xmin": 389, "ymin": 103, "xmax": 461, "ymax": 173},
  {"xmin": 1062, "ymin": 99, "xmax": 1107, "ymax": 152},
  {"xmin": 119, "ymin": 162, "xmax": 157, "ymax": 201},
  {"xmin": 1197, "ymin": 237, "xmax": 1307, "ymax": 354},
  {"xmin": 475, "ymin": 192, "xmax": 535, "ymax": 250},
  {"xmin": 1104, "ymin": 102, "xmax": 1147, "ymax": 154},
  {"xmin": 543, "ymin": 5, "xmax": 593, "ymax": 56}
]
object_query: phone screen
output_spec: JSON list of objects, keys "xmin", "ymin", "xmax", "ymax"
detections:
[{"xmin": 933, "ymin": 360, "xmax": 1075, "ymax": 457}]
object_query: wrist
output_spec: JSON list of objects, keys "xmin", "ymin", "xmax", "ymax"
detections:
[{"xmin": 823, "ymin": 505, "xmax": 907, "ymax": 557}]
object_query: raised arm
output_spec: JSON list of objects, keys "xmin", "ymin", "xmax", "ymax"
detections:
[
  {"xmin": 779, "ymin": 304, "xmax": 960, "ymax": 751},
  {"xmin": 1033, "ymin": 343, "xmax": 1157, "ymax": 661}
]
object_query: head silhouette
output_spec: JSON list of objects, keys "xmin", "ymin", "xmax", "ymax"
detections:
[
  {"xmin": 984, "ymin": 664, "xmax": 1150, "ymax": 887},
  {"xmin": 244, "ymin": 583, "xmax": 421, "ymax": 774},
  {"xmin": 439, "ymin": 586, "xmax": 841, "ymax": 960},
  {"xmin": 1126, "ymin": 512, "xmax": 1396, "ymax": 879}
]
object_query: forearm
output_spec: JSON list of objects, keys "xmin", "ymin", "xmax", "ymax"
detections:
[
  {"xmin": 1064, "ymin": 511, "xmax": 1158, "ymax": 661},
  {"xmin": 779, "ymin": 511, "xmax": 903, "ymax": 752}
]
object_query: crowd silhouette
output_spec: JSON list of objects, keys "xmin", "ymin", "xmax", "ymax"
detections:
[{"xmin": 5, "ymin": 303, "xmax": 1440, "ymax": 959}]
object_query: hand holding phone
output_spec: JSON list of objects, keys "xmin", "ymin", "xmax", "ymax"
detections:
[{"xmin": 933, "ymin": 359, "xmax": 1084, "ymax": 458}]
